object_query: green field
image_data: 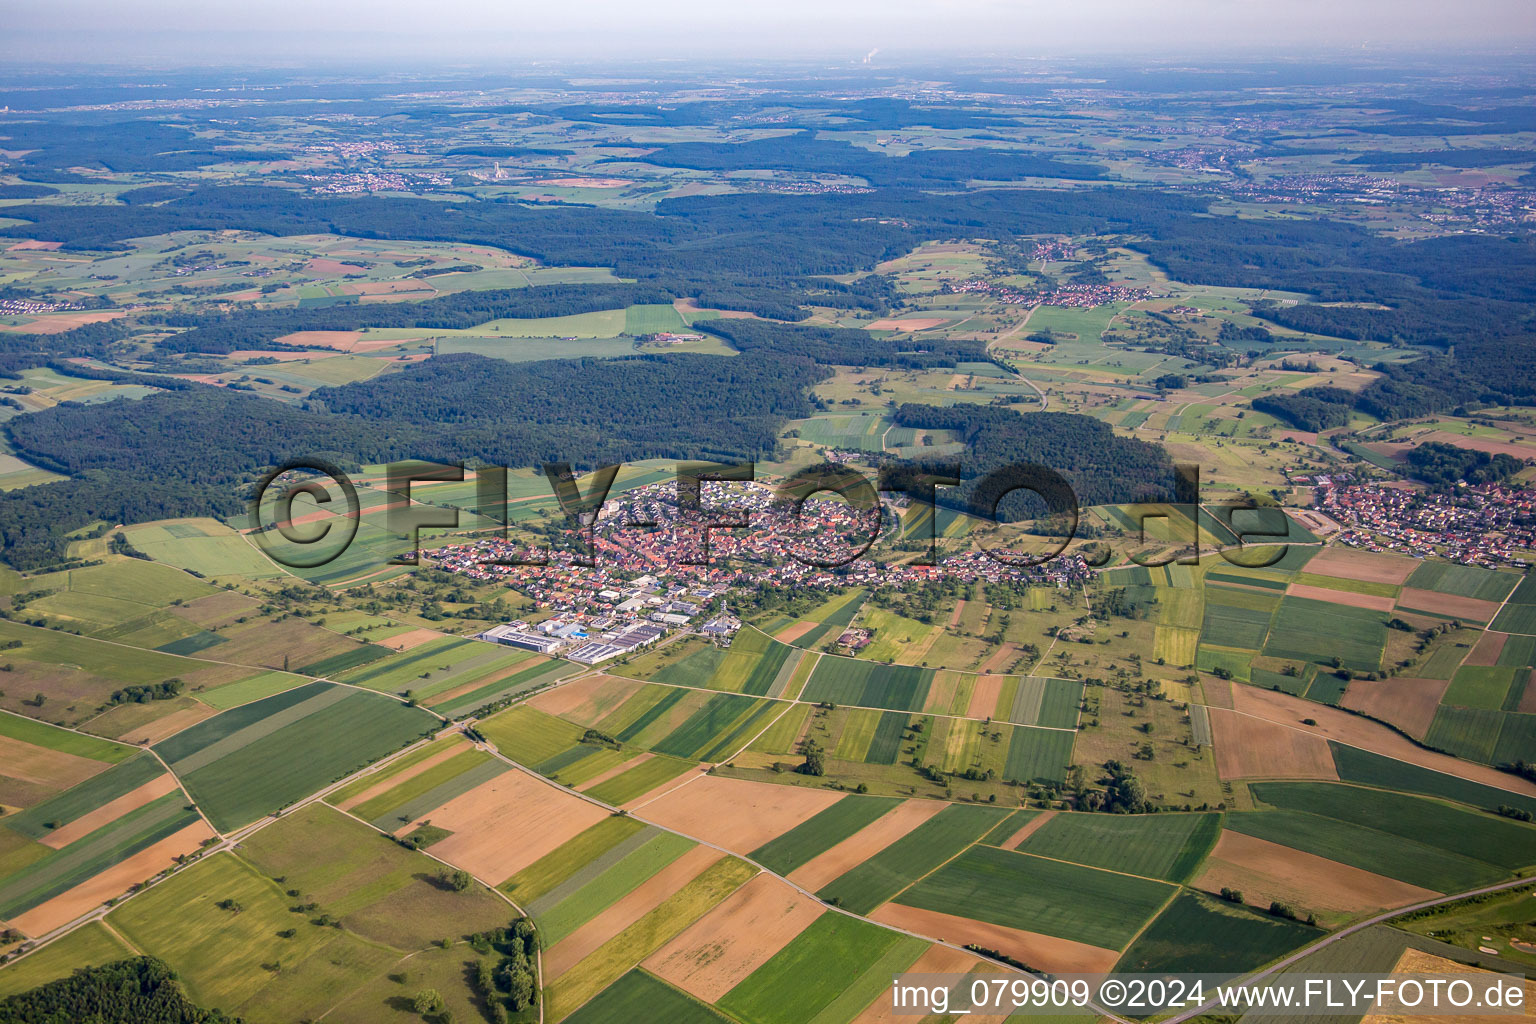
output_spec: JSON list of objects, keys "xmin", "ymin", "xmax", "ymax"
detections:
[
  {"xmin": 196, "ymin": 671, "xmax": 309, "ymax": 711},
  {"xmin": 431, "ymin": 657, "xmax": 577, "ymax": 718},
  {"xmin": 0, "ymin": 709, "xmax": 137, "ymax": 764},
  {"xmin": 564, "ymin": 969, "xmax": 727, "ymax": 1024},
  {"xmin": 109, "ymin": 850, "xmax": 396, "ymax": 1019},
  {"xmin": 1002, "ymin": 725, "xmax": 1076, "ymax": 784},
  {"xmin": 154, "ymin": 682, "xmax": 435, "ymax": 831},
  {"xmin": 1291, "ymin": 572, "xmax": 1400, "ymax": 599},
  {"xmin": 584, "ymin": 755, "xmax": 695, "ymax": 805},
  {"xmin": 106, "ymin": 805, "xmax": 515, "ymax": 1022},
  {"xmin": 1329, "ymin": 743, "xmax": 1536, "ymax": 818},
  {"xmin": 1224, "ymin": 809, "xmax": 1512, "ymax": 894},
  {"xmin": 0, "ymin": 922, "xmax": 134, "ymax": 998},
  {"xmin": 897, "ymin": 845, "xmax": 1176, "ymax": 950},
  {"xmin": 645, "ymin": 643, "xmax": 726, "ymax": 689},
  {"xmin": 650, "ymin": 693, "xmax": 778, "ymax": 761},
  {"xmin": 1116, "ymin": 890, "xmax": 1319, "ymax": 974},
  {"xmin": 534, "ymin": 831, "xmax": 695, "ymax": 944},
  {"xmin": 1499, "ymin": 635, "xmax": 1536, "ymax": 669},
  {"xmin": 1444, "ymin": 666, "xmax": 1523, "ymax": 710},
  {"xmin": 0, "ymin": 791, "xmax": 202, "ymax": 919},
  {"xmin": 120, "ymin": 518, "xmax": 285, "ymax": 579},
  {"xmin": 1425, "ymin": 706, "xmax": 1506, "ymax": 764},
  {"xmin": 539, "ymin": 745, "xmax": 630, "ymax": 787},
  {"xmin": 502, "ymin": 815, "xmax": 649, "ymax": 904},
  {"xmin": 1494, "ymin": 712, "xmax": 1536, "ymax": 766},
  {"xmin": 750, "ymin": 795, "xmax": 903, "ymax": 876},
  {"xmin": 1018, "ymin": 812, "xmax": 1222, "ymax": 883},
  {"xmin": 236, "ymin": 804, "xmax": 512, "ymax": 948},
  {"xmin": 608, "ymin": 687, "xmax": 691, "ymax": 743},
  {"xmin": 324, "ymin": 733, "xmax": 465, "ymax": 806},
  {"xmin": 816, "ymin": 803, "xmax": 1011, "ymax": 914},
  {"xmin": 478, "ymin": 705, "xmax": 587, "ymax": 765},
  {"xmin": 799, "ymin": 657, "xmax": 934, "ymax": 712},
  {"xmin": 717, "ymin": 911, "xmax": 921, "ymax": 1024},
  {"xmin": 650, "ymin": 627, "xmax": 794, "ymax": 697},
  {"xmin": 1199, "ymin": 587, "xmax": 1279, "ymax": 650},
  {"xmin": 748, "ymin": 702, "xmax": 813, "ymax": 755},
  {"xmin": 1406, "ymin": 562, "xmax": 1520, "ymax": 603},
  {"xmin": 337, "ymin": 636, "xmax": 534, "ymax": 699},
  {"xmin": 1492, "ymin": 604, "xmax": 1536, "ymax": 636},
  {"xmin": 1252, "ymin": 782, "xmax": 1536, "ymax": 872},
  {"xmin": 624, "ymin": 303, "xmax": 689, "ymax": 335},
  {"xmin": 1006, "ymin": 676, "xmax": 1084, "ymax": 729},
  {"xmin": 1264, "ymin": 597, "xmax": 1386, "ymax": 673},
  {"xmin": 1490, "ymin": 580, "xmax": 1536, "ymax": 636}
]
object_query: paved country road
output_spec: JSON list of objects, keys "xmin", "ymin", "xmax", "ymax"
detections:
[{"xmin": 1160, "ymin": 874, "xmax": 1536, "ymax": 1024}]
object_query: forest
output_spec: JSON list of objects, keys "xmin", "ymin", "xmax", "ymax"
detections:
[
  {"xmin": 0, "ymin": 182, "xmax": 1202, "ymax": 321},
  {"xmin": 616, "ymin": 131, "xmax": 1108, "ymax": 185},
  {"xmin": 0, "ymin": 957, "xmax": 235, "ymax": 1024},
  {"xmin": 1251, "ymin": 387, "xmax": 1356, "ymax": 432},
  {"xmin": 0, "ymin": 351, "xmax": 824, "ymax": 568},
  {"xmin": 890, "ymin": 403, "xmax": 1176, "ymax": 519},
  {"xmin": 1404, "ymin": 441, "xmax": 1526, "ymax": 489},
  {"xmin": 6, "ymin": 175, "xmax": 1528, "ymax": 362}
]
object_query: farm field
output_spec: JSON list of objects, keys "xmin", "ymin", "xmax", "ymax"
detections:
[
  {"xmin": 119, "ymin": 519, "xmax": 285, "ymax": 579},
  {"xmin": 1115, "ymin": 891, "xmax": 1320, "ymax": 974},
  {"xmin": 896, "ymin": 845, "xmax": 1177, "ymax": 950},
  {"xmin": 815, "ymin": 803, "xmax": 1012, "ymax": 914},
  {"xmin": 0, "ymin": 922, "xmax": 135, "ymax": 998},
  {"xmin": 749, "ymin": 795, "xmax": 904, "ymax": 876},
  {"xmin": 798, "ymin": 658, "xmax": 934, "ymax": 712},
  {"xmin": 1263, "ymin": 597, "xmax": 1387, "ymax": 674},
  {"xmin": 561, "ymin": 969, "xmax": 728, "ymax": 1024},
  {"xmin": 1016, "ymin": 811, "xmax": 1222, "ymax": 883},
  {"xmin": 715, "ymin": 911, "xmax": 926, "ymax": 1024},
  {"xmin": 10, "ymin": 64, "xmax": 1536, "ymax": 1024},
  {"xmin": 1328, "ymin": 742, "xmax": 1536, "ymax": 817},
  {"xmin": 152, "ymin": 681, "xmax": 436, "ymax": 830}
]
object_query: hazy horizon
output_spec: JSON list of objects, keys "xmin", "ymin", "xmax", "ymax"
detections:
[{"xmin": 4, "ymin": 0, "xmax": 1535, "ymax": 66}]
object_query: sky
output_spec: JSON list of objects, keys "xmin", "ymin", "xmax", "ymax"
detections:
[{"xmin": 5, "ymin": 0, "xmax": 1535, "ymax": 64}]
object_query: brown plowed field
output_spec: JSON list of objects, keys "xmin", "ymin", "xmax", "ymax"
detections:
[
  {"xmin": 637, "ymin": 776, "xmax": 842, "ymax": 855},
  {"xmin": 40, "ymin": 775, "xmax": 180, "ymax": 850},
  {"xmin": 415, "ymin": 768, "xmax": 609, "ymax": 884},
  {"xmin": 1229, "ymin": 683, "xmax": 1536, "ymax": 797},
  {"xmin": 870, "ymin": 903, "xmax": 1120, "ymax": 973},
  {"xmin": 1305, "ymin": 547, "xmax": 1418, "ymax": 585},
  {"xmin": 644, "ymin": 872, "xmax": 823, "ymax": 1002},
  {"xmin": 1209, "ymin": 707, "xmax": 1338, "ymax": 781},
  {"xmin": 1194, "ymin": 829, "xmax": 1438, "ymax": 917},
  {"xmin": 1340, "ymin": 676, "xmax": 1450, "ymax": 740}
]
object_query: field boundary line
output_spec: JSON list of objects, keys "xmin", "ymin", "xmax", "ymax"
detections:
[
  {"xmin": 992, "ymin": 846, "xmax": 1184, "ymax": 887},
  {"xmin": 325, "ymin": 799, "xmax": 545, "ymax": 1023},
  {"xmin": 1160, "ymin": 872, "xmax": 1536, "ymax": 1024},
  {"xmin": 623, "ymin": 697, "xmax": 799, "ymax": 813},
  {"xmin": 1190, "ymin": 694, "xmax": 1536, "ymax": 800},
  {"xmin": 471, "ymin": 728, "xmax": 1141, "ymax": 1021}
]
